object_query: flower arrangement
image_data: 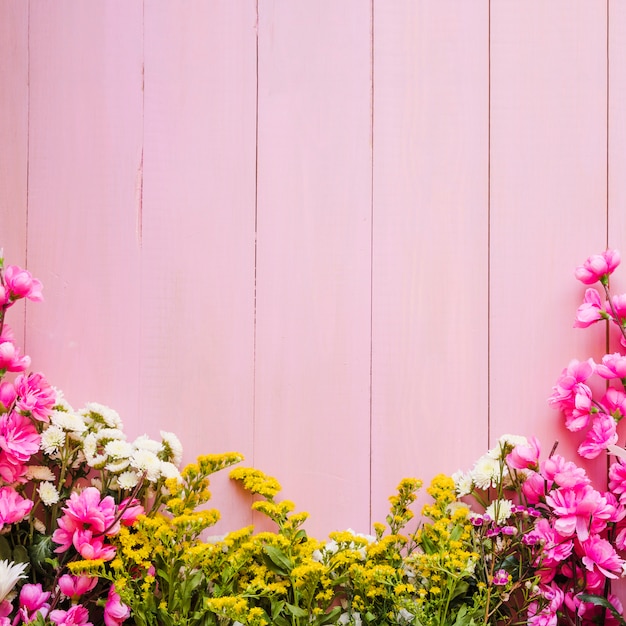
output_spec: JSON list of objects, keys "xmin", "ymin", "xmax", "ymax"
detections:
[{"xmin": 2, "ymin": 245, "xmax": 626, "ymax": 626}]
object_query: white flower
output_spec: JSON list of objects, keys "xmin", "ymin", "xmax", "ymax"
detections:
[
  {"xmin": 51, "ymin": 410, "xmax": 86, "ymax": 433},
  {"xmin": 159, "ymin": 461, "xmax": 182, "ymax": 481},
  {"xmin": 104, "ymin": 439, "xmax": 134, "ymax": 459},
  {"xmin": 38, "ymin": 481, "xmax": 60, "ymax": 506},
  {"xmin": 485, "ymin": 498, "xmax": 514, "ymax": 524},
  {"xmin": 470, "ymin": 453, "xmax": 500, "ymax": 489},
  {"xmin": 452, "ymin": 469, "xmax": 473, "ymax": 497},
  {"xmin": 117, "ymin": 471, "xmax": 140, "ymax": 490},
  {"xmin": 133, "ymin": 435, "xmax": 163, "ymax": 455},
  {"xmin": 81, "ymin": 402, "xmax": 123, "ymax": 428},
  {"xmin": 95, "ymin": 428, "xmax": 126, "ymax": 442},
  {"xmin": 25, "ymin": 465, "xmax": 56, "ymax": 481},
  {"xmin": 131, "ymin": 449, "xmax": 162, "ymax": 482},
  {"xmin": 105, "ymin": 459, "xmax": 131, "ymax": 473},
  {"xmin": 160, "ymin": 431, "xmax": 183, "ymax": 466},
  {"xmin": 498, "ymin": 434, "xmax": 528, "ymax": 449},
  {"xmin": 52, "ymin": 387, "xmax": 73, "ymax": 412},
  {"xmin": 0, "ymin": 560, "xmax": 28, "ymax": 602},
  {"xmin": 82, "ymin": 433, "xmax": 97, "ymax": 458},
  {"xmin": 40, "ymin": 425, "xmax": 66, "ymax": 455}
]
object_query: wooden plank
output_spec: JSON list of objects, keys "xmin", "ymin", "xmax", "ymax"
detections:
[
  {"xmin": 490, "ymin": 1, "xmax": 608, "ymax": 470},
  {"xmin": 371, "ymin": 1, "xmax": 490, "ymax": 526},
  {"xmin": 141, "ymin": 0, "xmax": 257, "ymax": 529},
  {"xmin": 25, "ymin": 1, "xmax": 143, "ymax": 430},
  {"xmin": 0, "ymin": 0, "xmax": 29, "ymax": 348},
  {"xmin": 254, "ymin": 0, "xmax": 372, "ymax": 537}
]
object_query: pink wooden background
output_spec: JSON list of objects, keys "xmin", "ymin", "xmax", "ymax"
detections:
[{"xmin": 0, "ymin": 1, "xmax": 621, "ymax": 539}]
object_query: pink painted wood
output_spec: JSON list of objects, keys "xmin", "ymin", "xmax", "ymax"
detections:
[
  {"xmin": 0, "ymin": 1, "xmax": 29, "ymax": 348},
  {"xmin": 141, "ymin": 0, "xmax": 257, "ymax": 530},
  {"xmin": 371, "ymin": 1, "xmax": 490, "ymax": 525},
  {"xmin": 489, "ymin": 2, "xmax": 609, "ymax": 478},
  {"xmin": 25, "ymin": 1, "xmax": 144, "ymax": 438},
  {"xmin": 0, "ymin": 1, "xmax": 624, "ymax": 548},
  {"xmin": 254, "ymin": 1, "xmax": 372, "ymax": 536}
]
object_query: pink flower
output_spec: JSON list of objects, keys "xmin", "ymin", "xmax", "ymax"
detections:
[
  {"xmin": 0, "ymin": 487, "xmax": 33, "ymax": 529},
  {"xmin": 0, "ymin": 454, "xmax": 27, "ymax": 484},
  {"xmin": 577, "ymin": 413, "xmax": 618, "ymax": 459},
  {"xmin": 0, "ymin": 383, "xmax": 15, "ymax": 413},
  {"xmin": 549, "ymin": 359, "xmax": 594, "ymax": 409},
  {"xmin": 575, "ymin": 249, "xmax": 621, "ymax": 285},
  {"xmin": 49, "ymin": 605, "xmax": 92, "ymax": 626},
  {"xmin": 507, "ymin": 435, "xmax": 541, "ymax": 470},
  {"xmin": 574, "ymin": 288, "xmax": 605, "ymax": 327},
  {"xmin": 58, "ymin": 575, "xmax": 98, "ymax": 601},
  {"xmin": 72, "ymin": 530, "xmax": 116, "ymax": 561},
  {"xmin": 609, "ymin": 293, "xmax": 626, "ymax": 320},
  {"xmin": 0, "ymin": 411, "xmax": 40, "ymax": 462},
  {"xmin": 601, "ymin": 387, "xmax": 626, "ymax": 419},
  {"xmin": 527, "ymin": 583, "xmax": 564, "ymax": 626},
  {"xmin": 521, "ymin": 471, "xmax": 547, "ymax": 504},
  {"xmin": 609, "ymin": 459, "xmax": 626, "ymax": 501},
  {"xmin": 563, "ymin": 384, "xmax": 593, "ymax": 432},
  {"xmin": 541, "ymin": 454, "xmax": 589, "ymax": 489},
  {"xmin": 595, "ymin": 352, "xmax": 626, "ymax": 380},
  {"xmin": 118, "ymin": 497, "xmax": 144, "ymax": 526},
  {"xmin": 104, "ymin": 586, "xmax": 130, "ymax": 626},
  {"xmin": 52, "ymin": 488, "xmax": 118, "ymax": 558},
  {"xmin": 3, "ymin": 266, "xmax": 43, "ymax": 303},
  {"xmin": 0, "ymin": 339, "xmax": 30, "ymax": 373},
  {"xmin": 525, "ymin": 518, "xmax": 573, "ymax": 581},
  {"xmin": 546, "ymin": 484, "xmax": 615, "ymax": 541},
  {"xmin": 14, "ymin": 373, "xmax": 55, "ymax": 422},
  {"xmin": 17, "ymin": 583, "xmax": 50, "ymax": 623},
  {"xmin": 581, "ymin": 535, "xmax": 624, "ymax": 579},
  {"xmin": 491, "ymin": 569, "xmax": 509, "ymax": 586}
]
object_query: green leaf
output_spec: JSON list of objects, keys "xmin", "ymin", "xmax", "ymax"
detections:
[
  {"xmin": 273, "ymin": 615, "xmax": 291, "ymax": 626},
  {"xmin": 578, "ymin": 594, "xmax": 626, "ymax": 626},
  {"xmin": 29, "ymin": 534, "xmax": 53, "ymax": 573},
  {"xmin": 285, "ymin": 603, "xmax": 308, "ymax": 618},
  {"xmin": 0, "ymin": 536, "xmax": 11, "ymax": 560},
  {"xmin": 271, "ymin": 600, "xmax": 285, "ymax": 620},
  {"xmin": 12, "ymin": 545, "xmax": 29, "ymax": 565},
  {"xmin": 315, "ymin": 606, "xmax": 342, "ymax": 626},
  {"xmin": 262, "ymin": 545, "xmax": 293, "ymax": 575}
]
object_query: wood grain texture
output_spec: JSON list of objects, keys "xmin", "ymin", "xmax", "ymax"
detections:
[
  {"xmin": 0, "ymin": 0, "xmax": 29, "ymax": 347},
  {"xmin": 25, "ymin": 1, "xmax": 144, "ymax": 429},
  {"xmin": 142, "ymin": 0, "xmax": 257, "ymax": 529},
  {"xmin": 489, "ymin": 1, "xmax": 608, "ymax": 470},
  {"xmin": 371, "ymin": 1, "xmax": 490, "ymax": 525},
  {"xmin": 254, "ymin": 0, "xmax": 372, "ymax": 536}
]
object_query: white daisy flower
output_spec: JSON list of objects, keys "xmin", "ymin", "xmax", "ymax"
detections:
[
  {"xmin": 38, "ymin": 481, "xmax": 60, "ymax": 506},
  {"xmin": 131, "ymin": 449, "xmax": 161, "ymax": 482},
  {"xmin": 117, "ymin": 471, "xmax": 140, "ymax": 490},
  {"xmin": 81, "ymin": 402, "xmax": 123, "ymax": 429},
  {"xmin": 0, "ymin": 560, "xmax": 28, "ymax": 602},
  {"xmin": 133, "ymin": 435, "xmax": 163, "ymax": 455},
  {"xmin": 95, "ymin": 428, "xmax": 126, "ymax": 442},
  {"xmin": 51, "ymin": 410, "xmax": 87, "ymax": 433},
  {"xmin": 160, "ymin": 431, "xmax": 183, "ymax": 466},
  {"xmin": 452, "ymin": 469, "xmax": 473, "ymax": 497},
  {"xmin": 159, "ymin": 461, "xmax": 182, "ymax": 482},
  {"xmin": 25, "ymin": 465, "xmax": 56, "ymax": 481},
  {"xmin": 485, "ymin": 499, "xmax": 514, "ymax": 524},
  {"xmin": 52, "ymin": 387, "xmax": 74, "ymax": 412},
  {"xmin": 105, "ymin": 459, "xmax": 131, "ymax": 473},
  {"xmin": 82, "ymin": 433, "xmax": 98, "ymax": 458},
  {"xmin": 104, "ymin": 439, "xmax": 134, "ymax": 459},
  {"xmin": 470, "ymin": 453, "xmax": 501, "ymax": 489},
  {"xmin": 40, "ymin": 425, "xmax": 66, "ymax": 455}
]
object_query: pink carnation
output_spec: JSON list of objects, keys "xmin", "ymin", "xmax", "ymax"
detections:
[
  {"xmin": 0, "ymin": 411, "xmax": 40, "ymax": 462},
  {"xmin": 0, "ymin": 486, "xmax": 33, "ymax": 529},
  {"xmin": 581, "ymin": 535, "xmax": 624, "ymax": 579},
  {"xmin": 575, "ymin": 249, "xmax": 621, "ymax": 285},
  {"xmin": 104, "ymin": 586, "xmax": 130, "ymax": 626},
  {"xmin": 577, "ymin": 413, "xmax": 618, "ymax": 459},
  {"xmin": 574, "ymin": 288, "xmax": 605, "ymax": 328},
  {"xmin": 549, "ymin": 359, "xmax": 594, "ymax": 409},
  {"xmin": 3, "ymin": 266, "xmax": 43, "ymax": 303},
  {"xmin": 49, "ymin": 605, "xmax": 92, "ymax": 626},
  {"xmin": 14, "ymin": 373, "xmax": 55, "ymax": 422},
  {"xmin": 541, "ymin": 454, "xmax": 589, "ymax": 489},
  {"xmin": 595, "ymin": 352, "xmax": 626, "ymax": 380}
]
